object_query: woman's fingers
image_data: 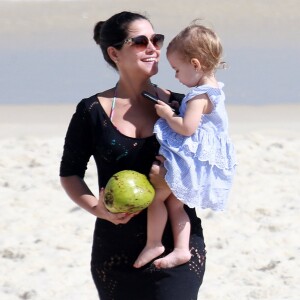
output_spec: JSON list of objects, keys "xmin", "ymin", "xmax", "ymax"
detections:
[
  {"xmin": 99, "ymin": 188, "xmax": 140, "ymax": 225},
  {"xmin": 111, "ymin": 212, "xmax": 136, "ymax": 225}
]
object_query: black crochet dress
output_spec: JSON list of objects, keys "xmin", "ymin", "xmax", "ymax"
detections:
[{"xmin": 60, "ymin": 92, "xmax": 206, "ymax": 300}]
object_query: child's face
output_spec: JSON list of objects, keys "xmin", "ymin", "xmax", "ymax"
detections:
[{"xmin": 167, "ymin": 51, "xmax": 201, "ymax": 87}]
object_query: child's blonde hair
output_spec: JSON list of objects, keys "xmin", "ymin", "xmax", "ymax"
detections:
[{"xmin": 167, "ymin": 20, "xmax": 224, "ymax": 73}]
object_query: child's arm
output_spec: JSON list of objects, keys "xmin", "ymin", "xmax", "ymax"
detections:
[{"xmin": 155, "ymin": 93, "xmax": 212, "ymax": 136}]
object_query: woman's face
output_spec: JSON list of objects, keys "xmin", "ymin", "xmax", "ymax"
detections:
[{"xmin": 116, "ymin": 19, "xmax": 163, "ymax": 79}]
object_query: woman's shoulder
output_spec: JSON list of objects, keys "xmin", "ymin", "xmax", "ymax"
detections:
[
  {"xmin": 70, "ymin": 94, "xmax": 102, "ymax": 124},
  {"xmin": 76, "ymin": 91, "xmax": 112, "ymax": 115},
  {"xmin": 78, "ymin": 88, "xmax": 113, "ymax": 105},
  {"xmin": 77, "ymin": 94, "xmax": 99, "ymax": 110}
]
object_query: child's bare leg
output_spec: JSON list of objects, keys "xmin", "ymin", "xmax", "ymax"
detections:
[
  {"xmin": 133, "ymin": 187, "xmax": 171, "ymax": 268},
  {"xmin": 154, "ymin": 195, "xmax": 191, "ymax": 269}
]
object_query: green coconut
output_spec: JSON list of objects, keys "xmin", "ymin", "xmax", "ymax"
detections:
[{"xmin": 104, "ymin": 170, "xmax": 155, "ymax": 213}]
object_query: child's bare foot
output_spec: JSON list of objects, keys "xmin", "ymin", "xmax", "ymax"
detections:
[
  {"xmin": 154, "ymin": 248, "xmax": 191, "ymax": 269},
  {"xmin": 133, "ymin": 245, "xmax": 165, "ymax": 268}
]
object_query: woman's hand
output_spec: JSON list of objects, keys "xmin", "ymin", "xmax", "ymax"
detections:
[
  {"xmin": 149, "ymin": 155, "xmax": 168, "ymax": 189},
  {"xmin": 93, "ymin": 188, "xmax": 139, "ymax": 225},
  {"xmin": 61, "ymin": 176, "xmax": 138, "ymax": 225},
  {"xmin": 169, "ymin": 100, "xmax": 180, "ymax": 111}
]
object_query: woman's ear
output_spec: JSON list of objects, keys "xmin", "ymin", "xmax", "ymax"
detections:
[
  {"xmin": 107, "ymin": 46, "xmax": 119, "ymax": 64},
  {"xmin": 191, "ymin": 58, "xmax": 201, "ymax": 71}
]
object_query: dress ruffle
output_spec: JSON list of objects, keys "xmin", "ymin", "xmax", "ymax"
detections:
[
  {"xmin": 153, "ymin": 83, "xmax": 236, "ymax": 211},
  {"xmin": 154, "ymin": 119, "xmax": 236, "ymax": 170}
]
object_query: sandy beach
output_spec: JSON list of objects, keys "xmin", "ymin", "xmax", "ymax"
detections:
[
  {"xmin": 0, "ymin": 103, "xmax": 299, "ymax": 300},
  {"xmin": 1, "ymin": 0, "xmax": 300, "ymax": 299}
]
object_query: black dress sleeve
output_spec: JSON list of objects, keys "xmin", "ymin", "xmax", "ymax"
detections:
[
  {"xmin": 169, "ymin": 91, "xmax": 184, "ymax": 114},
  {"xmin": 59, "ymin": 99, "xmax": 94, "ymax": 178},
  {"xmin": 169, "ymin": 91, "xmax": 184, "ymax": 103}
]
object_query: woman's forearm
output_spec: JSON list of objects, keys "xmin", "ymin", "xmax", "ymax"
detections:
[
  {"xmin": 60, "ymin": 175, "xmax": 100, "ymax": 217},
  {"xmin": 60, "ymin": 175, "xmax": 135, "ymax": 224}
]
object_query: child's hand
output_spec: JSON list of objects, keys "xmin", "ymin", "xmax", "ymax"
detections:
[{"xmin": 155, "ymin": 100, "xmax": 175, "ymax": 119}]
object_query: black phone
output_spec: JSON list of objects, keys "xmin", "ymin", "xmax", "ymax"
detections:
[
  {"xmin": 141, "ymin": 91, "xmax": 175, "ymax": 111},
  {"xmin": 141, "ymin": 91, "xmax": 159, "ymax": 104}
]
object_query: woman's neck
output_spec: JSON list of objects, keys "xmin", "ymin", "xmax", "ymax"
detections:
[{"xmin": 116, "ymin": 79, "xmax": 157, "ymax": 103}]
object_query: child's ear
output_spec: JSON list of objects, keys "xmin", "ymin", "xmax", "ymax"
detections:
[{"xmin": 191, "ymin": 58, "xmax": 201, "ymax": 71}]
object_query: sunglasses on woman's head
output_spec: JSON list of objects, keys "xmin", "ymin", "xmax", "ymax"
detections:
[{"xmin": 114, "ymin": 34, "xmax": 164, "ymax": 50}]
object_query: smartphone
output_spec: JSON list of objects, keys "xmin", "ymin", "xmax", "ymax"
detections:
[
  {"xmin": 141, "ymin": 91, "xmax": 159, "ymax": 104},
  {"xmin": 142, "ymin": 91, "xmax": 175, "ymax": 111}
]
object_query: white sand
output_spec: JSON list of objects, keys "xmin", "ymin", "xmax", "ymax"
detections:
[
  {"xmin": 0, "ymin": 104, "xmax": 299, "ymax": 300},
  {"xmin": 1, "ymin": 0, "xmax": 300, "ymax": 298}
]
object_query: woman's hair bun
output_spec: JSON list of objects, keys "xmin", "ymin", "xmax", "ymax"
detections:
[{"xmin": 93, "ymin": 21, "xmax": 105, "ymax": 45}]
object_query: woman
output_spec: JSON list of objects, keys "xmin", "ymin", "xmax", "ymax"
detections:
[{"xmin": 60, "ymin": 11, "xmax": 206, "ymax": 300}]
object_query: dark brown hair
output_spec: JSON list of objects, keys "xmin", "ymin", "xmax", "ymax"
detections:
[{"xmin": 93, "ymin": 11, "xmax": 150, "ymax": 70}]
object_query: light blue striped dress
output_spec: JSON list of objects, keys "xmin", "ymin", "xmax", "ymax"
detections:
[{"xmin": 153, "ymin": 83, "xmax": 236, "ymax": 211}]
